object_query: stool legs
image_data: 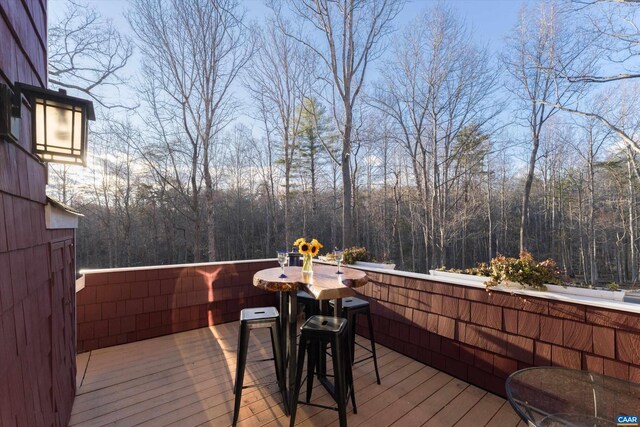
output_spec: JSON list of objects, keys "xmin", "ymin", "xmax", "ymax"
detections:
[
  {"xmin": 233, "ymin": 307, "xmax": 288, "ymax": 426},
  {"xmin": 333, "ymin": 335, "xmax": 347, "ymax": 427},
  {"xmin": 289, "ymin": 337, "xmax": 308, "ymax": 427},
  {"xmin": 306, "ymin": 340, "xmax": 318, "ymax": 403},
  {"xmin": 366, "ymin": 310, "xmax": 381, "ymax": 385},
  {"xmin": 346, "ymin": 306, "xmax": 381, "ymax": 385},
  {"xmin": 270, "ymin": 323, "xmax": 289, "ymax": 416},
  {"xmin": 290, "ymin": 332, "xmax": 355, "ymax": 427},
  {"xmin": 232, "ymin": 323, "xmax": 250, "ymax": 426}
]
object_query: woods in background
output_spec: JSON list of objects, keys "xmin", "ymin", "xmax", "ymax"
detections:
[{"xmin": 46, "ymin": 0, "xmax": 640, "ymax": 286}]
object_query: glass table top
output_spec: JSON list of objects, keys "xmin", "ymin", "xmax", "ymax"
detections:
[{"xmin": 506, "ymin": 367, "xmax": 640, "ymax": 427}]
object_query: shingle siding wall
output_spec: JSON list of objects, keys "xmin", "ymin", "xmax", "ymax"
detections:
[
  {"xmin": 354, "ymin": 271, "xmax": 640, "ymax": 397},
  {"xmin": 0, "ymin": 1, "xmax": 78, "ymax": 425},
  {"xmin": 76, "ymin": 260, "xmax": 278, "ymax": 353}
]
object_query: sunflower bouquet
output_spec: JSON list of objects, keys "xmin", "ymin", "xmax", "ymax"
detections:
[{"xmin": 293, "ymin": 237, "xmax": 323, "ymax": 274}]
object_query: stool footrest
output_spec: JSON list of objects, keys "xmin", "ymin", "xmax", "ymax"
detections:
[
  {"xmin": 296, "ymin": 401, "xmax": 340, "ymax": 411},
  {"xmin": 241, "ymin": 380, "xmax": 279, "ymax": 390},
  {"xmin": 354, "ymin": 355, "xmax": 374, "ymax": 365},
  {"xmin": 248, "ymin": 357, "xmax": 275, "ymax": 363}
]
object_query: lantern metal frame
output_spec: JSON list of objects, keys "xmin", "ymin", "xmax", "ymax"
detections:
[
  {"xmin": 0, "ymin": 82, "xmax": 96, "ymax": 166},
  {"xmin": 0, "ymin": 82, "xmax": 21, "ymax": 143},
  {"xmin": 17, "ymin": 83, "xmax": 95, "ymax": 166}
]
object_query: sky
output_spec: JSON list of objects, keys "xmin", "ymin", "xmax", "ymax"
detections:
[
  {"xmin": 54, "ymin": 0, "xmax": 530, "ymax": 46},
  {"xmin": 47, "ymin": 0, "xmax": 533, "ymax": 134}
]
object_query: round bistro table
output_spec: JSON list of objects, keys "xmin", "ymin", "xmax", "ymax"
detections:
[
  {"xmin": 253, "ymin": 265, "xmax": 368, "ymax": 415},
  {"xmin": 506, "ymin": 367, "xmax": 640, "ymax": 426}
]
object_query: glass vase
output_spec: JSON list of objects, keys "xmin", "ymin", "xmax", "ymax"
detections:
[{"xmin": 302, "ymin": 254, "xmax": 313, "ymax": 274}]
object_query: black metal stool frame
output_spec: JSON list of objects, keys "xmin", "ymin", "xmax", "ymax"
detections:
[
  {"xmin": 290, "ymin": 316, "xmax": 357, "ymax": 427},
  {"xmin": 233, "ymin": 307, "xmax": 288, "ymax": 426},
  {"xmin": 333, "ymin": 297, "xmax": 381, "ymax": 385}
]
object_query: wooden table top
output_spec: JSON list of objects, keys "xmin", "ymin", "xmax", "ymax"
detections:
[{"xmin": 253, "ymin": 265, "xmax": 368, "ymax": 300}]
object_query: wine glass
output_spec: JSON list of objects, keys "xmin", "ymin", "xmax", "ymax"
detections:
[
  {"xmin": 277, "ymin": 250, "xmax": 288, "ymax": 278},
  {"xmin": 334, "ymin": 249, "xmax": 344, "ymax": 274}
]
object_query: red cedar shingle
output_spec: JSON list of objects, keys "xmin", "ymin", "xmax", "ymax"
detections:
[
  {"xmin": 563, "ymin": 320, "xmax": 593, "ymax": 352},
  {"xmin": 549, "ymin": 301, "xmax": 585, "ymax": 321},
  {"xmin": 520, "ymin": 297, "xmax": 548, "ymax": 315},
  {"xmin": 9, "ymin": 250, "xmax": 27, "ymax": 303},
  {"xmin": 539, "ymin": 316, "xmax": 562, "ymax": 344},
  {"xmin": 486, "ymin": 304, "xmax": 502, "ymax": 330},
  {"xmin": 518, "ymin": 311, "xmax": 541, "ymax": 339},
  {"xmin": 136, "ymin": 313, "xmax": 150, "ymax": 330},
  {"xmin": 503, "ymin": 308, "xmax": 518, "ymax": 334},
  {"xmin": 586, "ymin": 308, "xmax": 640, "ymax": 334},
  {"xmin": 474, "ymin": 348, "xmax": 494, "ymax": 372},
  {"xmin": 604, "ymin": 358, "xmax": 630, "ymax": 381},
  {"xmin": 441, "ymin": 295, "xmax": 457, "ymax": 318},
  {"xmin": 470, "ymin": 302, "xmax": 487, "ymax": 326},
  {"xmin": 533, "ymin": 341, "xmax": 551, "ymax": 366},
  {"xmin": 582, "ymin": 353, "xmax": 604, "ymax": 375},
  {"xmin": 84, "ymin": 303, "xmax": 101, "ymax": 321},
  {"xmin": 458, "ymin": 299, "xmax": 470, "ymax": 321},
  {"xmin": 551, "ymin": 345, "xmax": 581, "ymax": 369},
  {"xmin": 85, "ymin": 273, "xmax": 109, "ymax": 287},
  {"xmin": 0, "ymin": 194, "xmax": 7, "ymax": 252},
  {"xmin": 0, "ymin": 252, "xmax": 13, "ymax": 312},
  {"xmin": 592, "ymin": 326, "xmax": 615, "ymax": 359},
  {"xmin": 93, "ymin": 319, "xmax": 109, "ymax": 339},
  {"xmin": 493, "ymin": 354, "xmax": 518, "ymax": 379},
  {"xmin": 616, "ymin": 330, "xmax": 640, "ymax": 365},
  {"xmin": 77, "ymin": 323, "xmax": 93, "ymax": 341},
  {"xmin": 3, "ymin": 194, "xmax": 17, "ymax": 250},
  {"xmin": 130, "ymin": 281, "xmax": 148, "ymax": 299},
  {"xmin": 507, "ymin": 333, "xmax": 534, "ymax": 364}
]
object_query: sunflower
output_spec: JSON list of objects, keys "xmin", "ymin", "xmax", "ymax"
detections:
[
  {"xmin": 309, "ymin": 239, "xmax": 323, "ymax": 257},
  {"xmin": 298, "ymin": 242, "xmax": 310, "ymax": 255},
  {"xmin": 293, "ymin": 238, "xmax": 306, "ymax": 247}
]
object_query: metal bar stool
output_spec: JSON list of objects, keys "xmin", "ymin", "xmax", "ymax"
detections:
[
  {"xmin": 330, "ymin": 297, "xmax": 381, "ymax": 384},
  {"xmin": 297, "ymin": 290, "xmax": 320, "ymax": 320},
  {"xmin": 233, "ymin": 307, "xmax": 288, "ymax": 426},
  {"xmin": 290, "ymin": 315, "xmax": 356, "ymax": 427}
]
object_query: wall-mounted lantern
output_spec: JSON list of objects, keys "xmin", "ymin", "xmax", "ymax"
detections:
[{"xmin": 0, "ymin": 82, "xmax": 95, "ymax": 166}]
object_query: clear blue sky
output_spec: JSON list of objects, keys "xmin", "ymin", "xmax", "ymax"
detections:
[
  {"xmin": 67, "ymin": 0, "xmax": 531, "ymax": 51},
  {"xmin": 48, "ymin": 0, "xmax": 532, "ymax": 130}
]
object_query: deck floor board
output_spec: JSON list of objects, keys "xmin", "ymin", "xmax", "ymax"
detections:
[{"xmin": 71, "ymin": 322, "xmax": 520, "ymax": 426}]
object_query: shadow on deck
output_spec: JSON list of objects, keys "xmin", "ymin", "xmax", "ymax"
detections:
[{"xmin": 71, "ymin": 322, "xmax": 523, "ymax": 426}]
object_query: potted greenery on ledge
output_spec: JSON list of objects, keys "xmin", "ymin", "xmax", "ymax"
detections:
[
  {"xmin": 485, "ymin": 251, "xmax": 563, "ymax": 291},
  {"xmin": 323, "ymin": 247, "xmax": 396, "ymax": 269},
  {"xmin": 431, "ymin": 251, "xmax": 626, "ymax": 301}
]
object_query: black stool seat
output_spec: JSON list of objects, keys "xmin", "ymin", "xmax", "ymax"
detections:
[
  {"xmin": 340, "ymin": 297, "xmax": 369, "ymax": 310},
  {"xmin": 330, "ymin": 297, "xmax": 381, "ymax": 385},
  {"xmin": 290, "ymin": 315, "xmax": 356, "ymax": 427},
  {"xmin": 233, "ymin": 307, "xmax": 287, "ymax": 426},
  {"xmin": 297, "ymin": 290, "xmax": 320, "ymax": 320}
]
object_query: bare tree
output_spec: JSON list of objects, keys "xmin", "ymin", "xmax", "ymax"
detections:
[
  {"xmin": 48, "ymin": 0, "xmax": 133, "ymax": 109},
  {"xmin": 371, "ymin": 5, "xmax": 497, "ymax": 268},
  {"xmin": 129, "ymin": 0, "xmax": 252, "ymax": 261},
  {"xmin": 47, "ymin": 0, "xmax": 135, "ymax": 205},
  {"xmin": 280, "ymin": 0, "xmax": 404, "ymax": 247},
  {"xmin": 245, "ymin": 21, "xmax": 310, "ymax": 247},
  {"xmin": 502, "ymin": 0, "xmax": 590, "ymax": 252}
]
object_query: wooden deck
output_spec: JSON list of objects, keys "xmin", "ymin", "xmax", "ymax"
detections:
[{"xmin": 70, "ymin": 322, "xmax": 524, "ymax": 426}]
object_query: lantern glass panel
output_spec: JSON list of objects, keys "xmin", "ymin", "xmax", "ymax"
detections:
[{"xmin": 34, "ymin": 97, "xmax": 86, "ymax": 164}]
